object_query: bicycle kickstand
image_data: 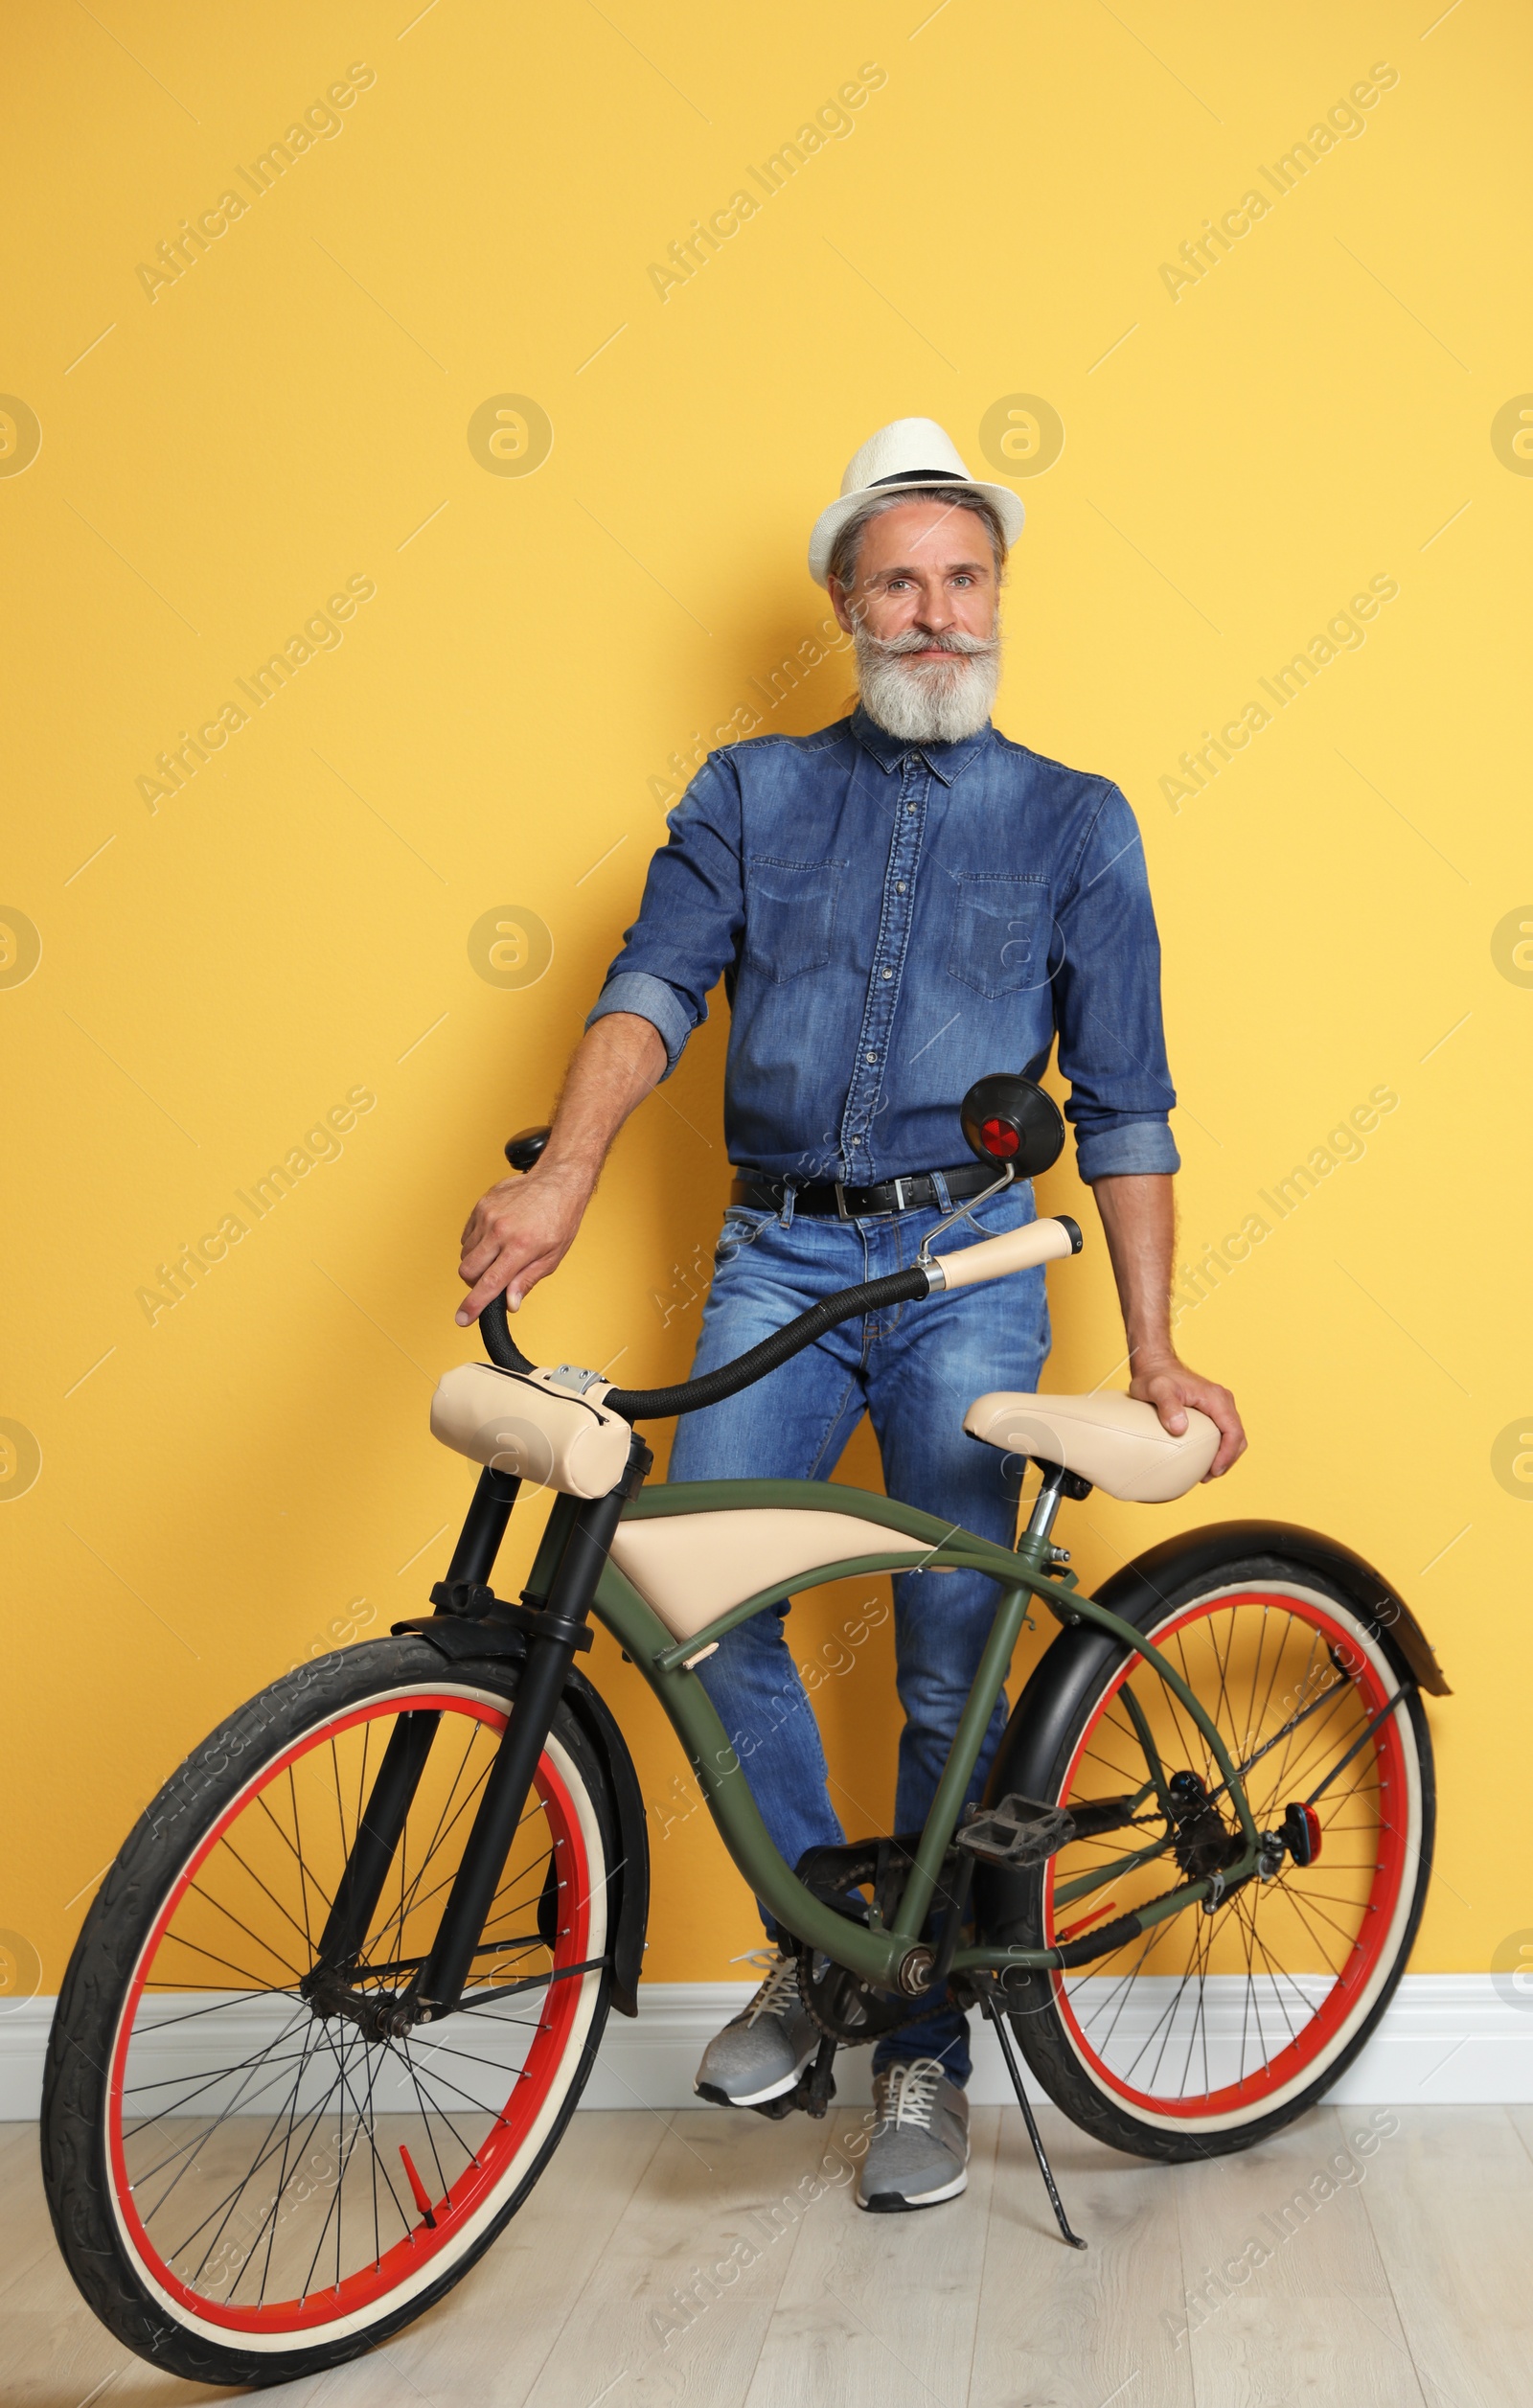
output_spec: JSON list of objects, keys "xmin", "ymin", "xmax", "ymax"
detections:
[{"xmin": 975, "ymin": 1982, "xmax": 1087, "ymax": 2249}]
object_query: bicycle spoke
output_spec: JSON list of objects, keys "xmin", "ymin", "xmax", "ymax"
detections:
[
  {"xmin": 1260, "ymin": 1694, "xmax": 1367, "ymax": 1812},
  {"xmin": 329, "ymin": 1736, "xmax": 350, "ymax": 1889},
  {"xmin": 367, "ymin": 1729, "xmax": 494, "ymax": 1957},
  {"xmin": 171, "ymin": 2028, "xmax": 340, "ymax": 2275},
  {"xmin": 126, "ymin": 2014, "xmax": 313, "ymax": 2161},
  {"xmin": 1263, "ymin": 1630, "xmax": 1326, "ymax": 1801},
  {"xmin": 149, "ymin": 1922, "xmax": 304, "ymax": 1986},
  {"xmin": 383, "ymin": 2039, "xmax": 472, "ymax": 2189},
  {"xmin": 124, "ymin": 2017, "xmax": 313, "ymax": 2130},
  {"xmin": 286, "ymin": 1763, "xmax": 321, "ymax": 1952},
  {"xmin": 1238, "ymin": 1604, "xmax": 1271, "ymax": 1766},
  {"xmin": 359, "ymin": 2020, "xmax": 387, "ymax": 2275},
  {"xmin": 1237, "ymin": 1883, "xmax": 1258, "ymax": 2086},
  {"xmin": 1206, "ymin": 1610, "xmax": 1236, "ymax": 1771},
  {"xmin": 367, "ymin": 1795, "xmax": 548, "ymax": 1965},
  {"xmin": 242, "ymin": 1782, "xmax": 336, "ymax": 1951},
  {"xmin": 1064, "ymin": 1924, "xmax": 1159, "ymax": 2051},
  {"xmin": 180, "ymin": 1874, "xmax": 306, "ymax": 1983},
  {"xmin": 127, "ymin": 1986, "xmax": 304, "ymax": 2030},
  {"xmin": 1239, "ymin": 1898, "xmax": 1314, "ymax": 2019},
  {"xmin": 1272, "ymin": 1879, "xmax": 1358, "ymax": 1957},
  {"xmin": 1081, "ymin": 1734, "xmax": 1149, "ymax": 1786},
  {"xmin": 307, "ymin": 2021, "xmax": 382, "ymax": 2302},
  {"xmin": 213, "ymin": 1832, "xmax": 323, "ymax": 1962},
  {"xmin": 1178, "ymin": 1912, "xmax": 1216, "ymax": 2098}
]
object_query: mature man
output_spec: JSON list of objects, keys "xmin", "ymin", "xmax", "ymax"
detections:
[{"xmin": 457, "ymin": 418, "xmax": 1245, "ymax": 2212}]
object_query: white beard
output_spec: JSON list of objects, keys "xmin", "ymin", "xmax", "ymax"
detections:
[{"xmin": 854, "ymin": 619, "xmax": 1001, "ymax": 745}]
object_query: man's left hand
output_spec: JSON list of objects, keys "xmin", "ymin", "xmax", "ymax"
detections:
[{"xmin": 1130, "ymin": 1357, "xmax": 1247, "ymax": 1478}]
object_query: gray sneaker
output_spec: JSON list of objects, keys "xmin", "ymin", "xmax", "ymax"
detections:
[
  {"xmin": 857, "ymin": 2059, "xmax": 970, "ymax": 2212},
  {"xmin": 695, "ymin": 1950, "xmax": 817, "ymax": 2107}
]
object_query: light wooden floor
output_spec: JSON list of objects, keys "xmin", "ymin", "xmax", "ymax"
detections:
[{"xmin": 4, "ymin": 2102, "xmax": 1529, "ymax": 2407}]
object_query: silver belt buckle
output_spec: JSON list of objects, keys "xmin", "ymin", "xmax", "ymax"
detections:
[
  {"xmin": 890, "ymin": 1176, "xmax": 909, "ymax": 1212},
  {"xmin": 834, "ymin": 1180, "xmax": 852, "ymax": 1221}
]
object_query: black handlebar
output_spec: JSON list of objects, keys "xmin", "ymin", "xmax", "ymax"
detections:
[
  {"xmin": 479, "ymin": 1266, "xmax": 933, "ymax": 1420},
  {"xmin": 479, "ymin": 1071, "xmax": 1065, "ymax": 1421},
  {"xmin": 603, "ymin": 1265, "xmax": 930, "ymax": 1419}
]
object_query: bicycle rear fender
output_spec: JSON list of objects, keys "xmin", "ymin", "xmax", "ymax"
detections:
[
  {"xmin": 398, "ymin": 1617, "xmax": 649, "ymax": 2019},
  {"xmin": 972, "ymin": 1517, "xmax": 1449, "ymax": 1937}
]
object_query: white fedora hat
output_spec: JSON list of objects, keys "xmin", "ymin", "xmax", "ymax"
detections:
[{"xmin": 807, "ymin": 416, "xmax": 1025, "ymax": 588}]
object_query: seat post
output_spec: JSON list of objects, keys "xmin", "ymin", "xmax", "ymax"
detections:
[{"xmin": 1022, "ymin": 1462, "xmax": 1070, "ymax": 1548}]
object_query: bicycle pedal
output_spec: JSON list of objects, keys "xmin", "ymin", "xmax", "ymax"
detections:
[
  {"xmin": 733, "ymin": 2030, "xmax": 841, "ymax": 2123},
  {"xmin": 745, "ymin": 2090, "xmax": 806, "ymax": 2121},
  {"xmin": 744, "ymin": 2063, "xmax": 837, "ymax": 2122},
  {"xmin": 955, "ymin": 1793, "xmax": 1076, "ymax": 1869}
]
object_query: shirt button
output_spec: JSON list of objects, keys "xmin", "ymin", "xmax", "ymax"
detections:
[
  {"xmin": 905, "ymin": 803, "xmax": 916, "ymax": 814},
  {"xmin": 865, "ymin": 1050, "xmax": 877, "ymax": 1064},
  {"xmin": 897, "ymin": 882, "xmax": 907, "ymax": 893},
  {"xmin": 881, "ymin": 969, "xmax": 892, "ymax": 980}
]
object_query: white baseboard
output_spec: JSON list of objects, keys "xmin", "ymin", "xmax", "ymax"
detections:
[
  {"xmin": 583, "ymin": 1975, "xmax": 1533, "ymax": 2110},
  {"xmin": 3, "ymin": 1976, "xmax": 1527, "ymax": 2121}
]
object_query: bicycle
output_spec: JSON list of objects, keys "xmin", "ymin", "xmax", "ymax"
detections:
[{"xmin": 41, "ymin": 1073, "xmax": 1449, "ymax": 2387}]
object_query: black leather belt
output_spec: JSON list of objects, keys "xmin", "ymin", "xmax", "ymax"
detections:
[{"xmin": 729, "ymin": 1161, "xmax": 1004, "ymax": 1219}]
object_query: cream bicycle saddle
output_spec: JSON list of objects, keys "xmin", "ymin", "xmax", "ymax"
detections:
[{"xmin": 964, "ymin": 1388, "xmax": 1219, "ymax": 1502}]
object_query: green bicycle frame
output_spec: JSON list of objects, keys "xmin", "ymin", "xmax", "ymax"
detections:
[{"xmin": 526, "ymin": 1477, "xmax": 1264, "ymax": 1995}]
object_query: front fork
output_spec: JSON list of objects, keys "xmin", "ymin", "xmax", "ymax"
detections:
[
  {"xmin": 416, "ymin": 1454, "xmax": 645, "ymax": 2013},
  {"xmin": 313, "ymin": 1441, "xmax": 648, "ymax": 2024}
]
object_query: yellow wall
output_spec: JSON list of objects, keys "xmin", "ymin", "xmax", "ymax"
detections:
[{"xmin": 2, "ymin": 2, "xmax": 1526, "ymax": 2001}]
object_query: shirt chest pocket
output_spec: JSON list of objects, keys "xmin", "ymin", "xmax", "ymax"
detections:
[
  {"xmin": 946, "ymin": 873, "xmax": 1050, "ymax": 999},
  {"xmin": 744, "ymin": 856, "xmax": 846, "ymax": 984}
]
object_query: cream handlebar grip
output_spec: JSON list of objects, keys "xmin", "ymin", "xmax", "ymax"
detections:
[{"xmin": 926, "ymin": 1214, "xmax": 1083, "ymax": 1292}]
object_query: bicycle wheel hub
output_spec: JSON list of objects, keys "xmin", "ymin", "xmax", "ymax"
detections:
[
  {"xmin": 1166, "ymin": 1770, "xmax": 1247, "ymax": 1884},
  {"xmin": 300, "ymin": 1963, "xmax": 425, "ymax": 2039}
]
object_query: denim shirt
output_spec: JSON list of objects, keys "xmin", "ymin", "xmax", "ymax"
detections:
[{"xmin": 586, "ymin": 706, "xmax": 1179, "ymax": 1186}]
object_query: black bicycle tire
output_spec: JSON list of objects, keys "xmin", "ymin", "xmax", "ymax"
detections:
[
  {"xmin": 980, "ymin": 1554, "xmax": 1435, "ymax": 2164},
  {"xmin": 40, "ymin": 1636, "xmax": 616, "ymax": 2389}
]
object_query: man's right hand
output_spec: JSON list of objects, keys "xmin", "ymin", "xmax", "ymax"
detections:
[
  {"xmin": 453, "ymin": 1010, "xmax": 668, "ymax": 1328},
  {"xmin": 455, "ymin": 1164, "xmax": 590, "ymax": 1328}
]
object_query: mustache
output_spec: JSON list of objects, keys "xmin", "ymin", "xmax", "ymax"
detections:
[
  {"xmin": 855, "ymin": 622, "xmax": 999, "ymax": 662},
  {"xmin": 853, "ymin": 610, "xmax": 1002, "ymax": 745}
]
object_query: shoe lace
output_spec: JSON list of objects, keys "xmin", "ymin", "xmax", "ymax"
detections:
[
  {"xmin": 881, "ymin": 2057, "xmax": 944, "ymax": 2131},
  {"xmin": 730, "ymin": 1948, "xmax": 797, "ymax": 2026}
]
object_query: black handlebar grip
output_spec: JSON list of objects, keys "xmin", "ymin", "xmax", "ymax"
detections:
[
  {"xmin": 481, "ymin": 1130, "xmax": 548, "ymax": 1370},
  {"xmin": 479, "ymin": 1291, "xmax": 535, "ymax": 1375}
]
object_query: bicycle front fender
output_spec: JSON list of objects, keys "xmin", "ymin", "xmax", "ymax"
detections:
[{"xmin": 560, "ymin": 1663, "xmax": 649, "ymax": 2020}]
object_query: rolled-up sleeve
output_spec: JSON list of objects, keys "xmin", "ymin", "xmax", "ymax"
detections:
[
  {"xmin": 1051, "ymin": 784, "xmax": 1181, "ymax": 1182},
  {"xmin": 583, "ymin": 755, "xmax": 745, "ymax": 1080}
]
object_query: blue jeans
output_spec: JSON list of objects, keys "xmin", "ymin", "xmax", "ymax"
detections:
[{"xmin": 668, "ymin": 1180, "xmax": 1049, "ymax": 2086}]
